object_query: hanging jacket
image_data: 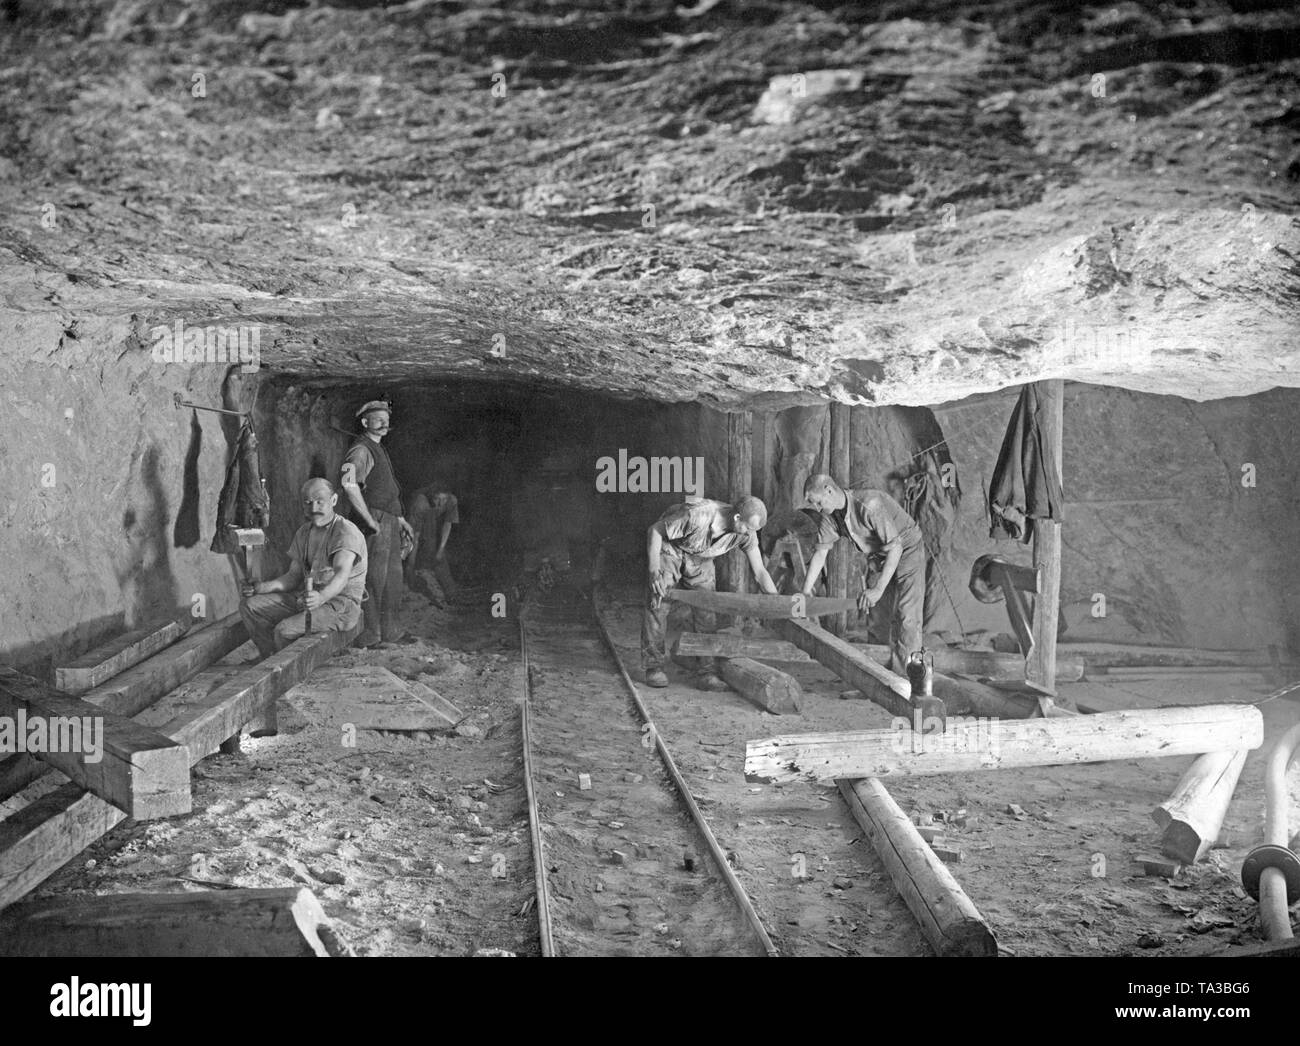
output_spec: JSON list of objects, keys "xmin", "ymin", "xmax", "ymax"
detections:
[
  {"xmin": 210, "ymin": 419, "xmax": 271, "ymax": 554},
  {"xmin": 988, "ymin": 383, "xmax": 1065, "ymax": 543}
]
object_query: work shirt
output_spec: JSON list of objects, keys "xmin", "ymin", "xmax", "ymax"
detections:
[
  {"xmin": 287, "ymin": 515, "xmax": 368, "ymax": 602},
  {"xmin": 409, "ymin": 489, "xmax": 459, "ymax": 532},
  {"xmin": 814, "ymin": 488, "xmax": 922, "ymax": 559},
  {"xmin": 343, "ymin": 438, "xmax": 403, "ymax": 515},
  {"xmin": 656, "ymin": 500, "xmax": 757, "ymax": 560}
]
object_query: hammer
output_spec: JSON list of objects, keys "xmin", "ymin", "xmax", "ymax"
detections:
[{"xmin": 231, "ymin": 527, "xmax": 267, "ymax": 592}]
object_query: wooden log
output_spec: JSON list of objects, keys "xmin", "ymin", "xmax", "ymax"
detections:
[
  {"xmin": 745, "ymin": 703, "xmax": 1264, "ymax": 784},
  {"xmin": 720, "ymin": 657, "xmax": 803, "ymax": 715},
  {"xmin": 0, "ymin": 613, "xmax": 246, "ymax": 802},
  {"xmin": 772, "ymin": 618, "xmax": 913, "ymax": 719},
  {"xmin": 0, "ymin": 625, "xmax": 357, "ymax": 910},
  {"xmin": 827, "ymin": 403, "xmax": 852, "ymax": 636},
  {"xmin": 1152, "ymin": 749, "xmax": 1248, "ymax": 864},
  {"xmin": 838, "ymin": 778, "xmax": 996, "ymax": 956},
  {"xmin": 999, "ymin": 567, "xmax": 1036, "ymax": 657},
  {"xmin": 54, "ymin": 614, "xmax": 190, "ymax": 694},
  {"xmin": 669, "ymin": 590, "xmax": 858, "ymax": 618},
  {"xmin": 775, "ymin": 618, "xmax": 1037, "ymax": 720},
  {"xmin": 0, "ymin": 886, "xmax": 350, "ymax": 957},
  {"xmin": 1025, "ymin": 378, "xmax": 1064, "ymax": 693},
  {"xmin": 676, "ymin": 633, "xmax": 810, "ymax": 662},
  {"xmin": 856, "ymin": 643, "xmax": 1083, "ymax": 682},
  {"xmin": 0, "ymin": 667, "xmax": 190, "ymax": 820},
  {"xmin": 1057, "ymin": 641, "xmax": 1264, "ymax": 668}
]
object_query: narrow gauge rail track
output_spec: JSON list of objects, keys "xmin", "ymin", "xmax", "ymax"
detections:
[{"xmin": 518, "ymin": 582, "xmax": 776, "ymax": 957}]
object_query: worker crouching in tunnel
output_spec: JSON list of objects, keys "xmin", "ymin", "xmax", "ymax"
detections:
[
  {"xmin": 642, "ymin": 495, "xmax": 780, "ymax": 690},
  {"xmin": 239, "ymin": 478, "xmax": 368, "ymax": 658},
  {"xmin": 800, "ymin": 473, "xmax": 925, "ymax": 675}
]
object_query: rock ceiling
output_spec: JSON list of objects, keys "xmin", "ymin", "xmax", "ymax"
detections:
[{"xmin": 0, "ymin": 0, "xmax": 1296, "ymax": 407}]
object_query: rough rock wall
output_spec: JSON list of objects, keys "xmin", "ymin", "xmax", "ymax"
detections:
[
  {"xmin": 934, "ymin": 385, "xmax": 1300, "ymax": 652},
  {"xmin": 0, "ymin": 311, "xmax": 243, "ymax": 677}
]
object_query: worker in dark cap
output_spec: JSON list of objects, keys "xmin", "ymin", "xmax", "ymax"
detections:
[
  {"xmin": 800, "ymin": 473, "xmax": 925, "ymax": 675},
  {"xmin": 642, "ymin": 494, "xmax": 780, "ymax": 691},
  {"xmin": 340, "ymin": 401, "xmax": 415, "ymax": 648}
]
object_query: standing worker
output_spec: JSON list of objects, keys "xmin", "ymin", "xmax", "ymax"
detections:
[
  {"xmin": 406, "ymin": 484, "xmax": 460, "ymax": 598},
  {"xmin": 340, "ymin": 401, "xmax": 415, "ymax": 648},
  {"xmin": 239, "ymin": 478, "xmax": 367, "ymax": 658},
  {"xmin": 800, "ymin": 473, "xmax": 926, "ymax": 675},
  {"xmin": 642, "ymin": 495, "xmax": 780, "ymax": 691}
]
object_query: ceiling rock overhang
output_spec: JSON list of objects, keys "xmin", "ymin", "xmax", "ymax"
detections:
[{"xmin": 0, "ymin": 0, "xmax": 1296, "ymax": 407}]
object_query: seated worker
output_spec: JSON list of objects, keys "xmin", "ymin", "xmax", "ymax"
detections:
[
  {"xmin": 642, "ymin": 495, "xmax": 780, "ymax": 691},
  {"xmin": 405, "ymin": 485, "xmax": 459, "ymax": 597},
  {"xmin": 800, "ymin": 473, "xmax": 925, "ymax": 675},
  {"xmin": 239, "ymin": 477, "xmax": 368, "ymax": 658}
]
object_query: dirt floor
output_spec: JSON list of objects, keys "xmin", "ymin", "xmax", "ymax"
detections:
[{"xmin": 22, "ymin": 582, "xmax": 1300, "ymax": 957}]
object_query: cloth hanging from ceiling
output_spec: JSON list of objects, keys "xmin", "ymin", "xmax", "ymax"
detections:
[
  {"xmin": 210, "ymin": 418, "xmax": 271, "ymax": 554},
  {"xmin": 987, "ymin": 383, "xmax": 1064, "ymax": 543}
]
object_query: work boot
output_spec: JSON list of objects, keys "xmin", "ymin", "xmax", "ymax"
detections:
[
  {"xmin": 696, "ymin": 671, "xmax": 730, "ymax": 692},
  {"xmin": 645, "ymin": 668, "xmax": 669, "ymax": 688}
]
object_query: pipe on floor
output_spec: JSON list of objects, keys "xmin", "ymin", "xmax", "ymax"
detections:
[{"xmin": 1258, "ymin": 721, "xmax": 1300, "ymax": 940}]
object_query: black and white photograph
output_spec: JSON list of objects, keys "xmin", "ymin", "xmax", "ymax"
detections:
[{"xmin": 0, "ymin": 0, "xmax": 1297, "ymax": 1009}]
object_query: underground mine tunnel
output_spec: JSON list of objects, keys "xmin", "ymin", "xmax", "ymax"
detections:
[{"xmin": 0, "ymin": 0, "xmax": 1298, "ymax": 981}]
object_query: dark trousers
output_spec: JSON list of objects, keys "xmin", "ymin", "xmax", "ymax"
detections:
[
  {"xmin": 361, "ymin": 511, "xmax": 404, "ymax": 643},
  {"xmin": 877, "ymin": 541, "xmax": 927, "ymax": 675},
  {"xmin": 240, "ymin": 592, "xmax": 361, "ymax": 658},
  {"xmin": 641, "ymin": 548, "xmax": 717, "ymax": 673}
]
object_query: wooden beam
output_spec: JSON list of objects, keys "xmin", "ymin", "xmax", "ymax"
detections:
[
  {"xmin": 745, "ymin": 703, "xmax": 1264, "ymax": 784},
  {"xmin": 0, "ymin": 668, "xmax": 190, "ymax": 820},
  {"xmin": 720, "ymin": 657, "xmax": 803, "ymax": 715},
  {"xmin": 669, "ymin": 590, "xmax": 858, "ymax": 618},
  {"xmin": 838, "ymin": 778, "xmax": 996, "ymax": 956},
  {"xmin": 772, "ymin": 618, "xmax": 914, "ymax": 719},
  {"xmin": 1025, "ymin": 378, "xmax": 1064, "ymax": 692},
  {"xmin": 776, "ymin": 618, "xmax": 1038, "ymax": 720},
  {"xmin": 54, "ymin": 614, "xmax": 190, "ymax": 694},
  {"xmin": 1057, "ymin": 642, "xmax": 1267, "ymax": 668},
  {"xmin": 0, "ymin": 886, "xmax": 351, "ymax": 957},
  {"xmin": 1153, "ymin": 749, "xmax": 1247, "ymax": 864},
  {"xmin": 0, "ymin": 613, "xmax": 246, "ymax": 802},
  {"xmin": 0, "ymin": 625, "xmax": 357, "ymax": 910},
  {"xmin": 997, "ymin": 567, "xmax": 1035, "ymax": 658},
  {"xmin": 676, "ymin": 633, "xmax": 811, "ymax": 662},
  {"xmin": 856, "ymin": 643, "xmax": 1084, "ymax": 682},
  {"xmin": 827, "ymin": 403, "xmax": 852, "ymax": 635}
]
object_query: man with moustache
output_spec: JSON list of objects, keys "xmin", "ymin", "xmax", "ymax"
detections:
[
  {"xmin": 239, "ymin": 477, "xmax": 368, "ymax": 658},
  {"xmin": 340, "ymin": 400, "xmax": 415, "ymax": 648}
]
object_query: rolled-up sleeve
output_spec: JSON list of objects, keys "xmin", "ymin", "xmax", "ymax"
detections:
[
  {"xmin": 813, "ymin": 512, "xmax": 840, "ymax": 550},
  {"xmin": 865, "ymin": 500, "xmax": 902, "ymax": 553}
]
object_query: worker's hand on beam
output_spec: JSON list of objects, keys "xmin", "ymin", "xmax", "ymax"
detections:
[
  {"xmin": 857, "ymin": 586, "xmax": 883, "ymax": 613},
  {"xmin": 651, "ymin": 571, "xmax": 673, "ymax": 601}
]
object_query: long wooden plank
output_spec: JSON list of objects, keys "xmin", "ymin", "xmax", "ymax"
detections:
[
  {"xmin": 827, "ymin": 404, "xmax": 852, "ymax": 636},
  {"xmin": 772, "ymin": 618, "xmax": 913, "ymax": 719},
  {"xmin": 855, "ymin": 643, "xmax": 1083, "ymax": 682},
  {"xmin": 0, "ymin": 667, "xmax": 190, "ymax": 820},
  {"xmin": 0, "ymin": 886, "xmax": 350, "ymax": 957},
  {"xmin": 676, "ymin": 632, "xmax": 811, "ymax": 662},
  {"xmin": 0, "ymin": 624, "xmax": 357, "ymax": 910},
  {"xmin": 838, "ymin": 778, "xmax": 996, "ymax": 957},
  {"xmin": 1025, "ymin": 378, "xmax": 1064, "ymax": 692},
  {"xmin": 670, "ymin": 590, "xmax": 859, "ymax": 618},
  {"xmin": 0, "ymin": 613, "xmax": 246, "ymax": 802},
  {"xmin": 776, "ymin": 618, "xmax": 1038, "ymax": 720},
  {"xmin": 1057, "ymin": 642, "xmax": 1265, "ymax": 668},
  {"xmin": 745, "ymin": 703, "xmax": 1264, "ymax": 784},
  {"xmin": 54, "ymin": 614, "xmax": 190, "ymax": 694}
]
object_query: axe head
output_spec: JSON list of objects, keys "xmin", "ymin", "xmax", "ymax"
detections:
[{"xmin": 234, "ymin": 527, "xmax": 266, "ymax": 549}]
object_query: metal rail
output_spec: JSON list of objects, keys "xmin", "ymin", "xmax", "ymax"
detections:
[{"xmin": 517, "ymin": 612, "xmax": 556, "ymax": 958}]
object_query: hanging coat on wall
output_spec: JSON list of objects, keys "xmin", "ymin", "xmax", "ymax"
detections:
[
  {"xmin": 987, "ymin": 383, "xmax": 1065, "ymax": 543},
  {"xmin": 210, "ymin": 419, "xmax": 271, "ymax": 554}
]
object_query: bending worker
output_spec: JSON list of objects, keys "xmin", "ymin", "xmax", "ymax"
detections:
[
  {"xmin": 239, "ymin": 478, "xmax": 368, "ymax": 658},
  {"xmin": 643, "ymin": 495, "xmax": 780, "ymax": 691},
  {"xmin": 801, "ymin": 473, "xmax": 925, "ymax": 675},
  {"xmin": 340, "ymin": 400, "xmax": 415, "ymax": 648}
]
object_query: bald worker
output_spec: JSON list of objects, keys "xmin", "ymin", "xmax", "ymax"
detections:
[
  {"xmin": 801, "ymin": 473, "xmax": 925, "ymax": 675},
  {"xmin": 341, "ymin": 400, "xmax": 415, "ymax": 648},
  {"xmin": 239, "ymin": 477, "xmax": 368, "ymax": 658},
  {"xmin": 642, "ymin": 494, "xmax": 780, "ymax": 690}
]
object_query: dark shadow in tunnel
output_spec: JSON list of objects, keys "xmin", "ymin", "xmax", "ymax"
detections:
[
  {"xmin": 172, "ymin": 407, "xmax": 203, "ymax": 548},
  {"xmin": 115, "ymin": 442, "xmax": 181, "ymax": 625}
]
